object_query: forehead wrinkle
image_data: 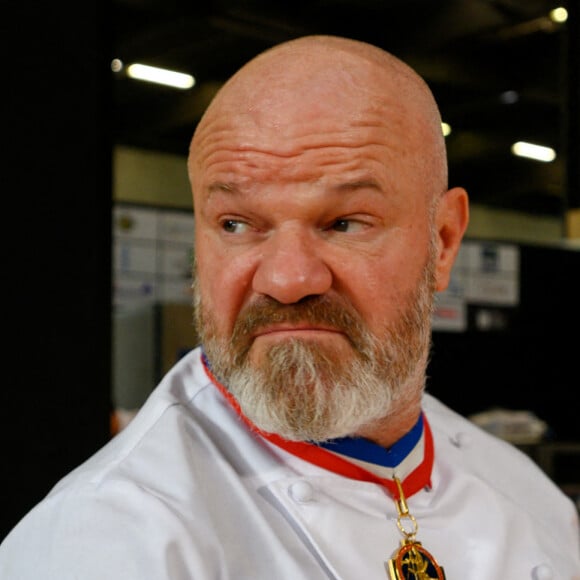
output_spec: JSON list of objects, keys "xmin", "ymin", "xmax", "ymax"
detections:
[
  {"xmin": 191, "ymin": 91, "xmax": 399, "ymax": 173},
  {"xmin": 206, "ymin": 153, "xmax": 384, "ymax": 184},
  {"xmin": 205, "ymin": 173, "xmax": 385, "ymax": 205},
  {"xmin": 196, "ymin": 124, "xmax": 388, "ymax": 162},
  {"xmin": 196, "ymin": 135, "xmax": 395, "ymax": 185}
]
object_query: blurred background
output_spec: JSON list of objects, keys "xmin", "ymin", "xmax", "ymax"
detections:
[{"xmin": 111, "ymin": 0, "xmax": 578, "ymax": 221}]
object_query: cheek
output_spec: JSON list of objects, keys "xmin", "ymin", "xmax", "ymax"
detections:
[
  {"xmin": 195, "ymin": 242, "xmax": 254, "ymax": 334},
  {"xmin": 341, "ymin": 240, "xmax": 428, "ymax": 328},
  {"xmin": 347, "ymin": 268, "xmax": 404, "ymax": 329}
]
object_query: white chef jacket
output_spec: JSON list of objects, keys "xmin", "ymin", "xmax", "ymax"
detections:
[{"xmin": 1, "ymin": 347, "xmax": 578, "ymax": 579}]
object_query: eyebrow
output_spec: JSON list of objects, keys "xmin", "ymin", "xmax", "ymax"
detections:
[
  {"xmin": 207, "ymin": 181, "xmax": 240, "ymax": 196},
  {"xmin": 208, "ymin": 179, "xmax": 382, "ymax": 196},
  {"xmin": 332, "ymin": 179, "xmax": 383, "ymax": 194}
]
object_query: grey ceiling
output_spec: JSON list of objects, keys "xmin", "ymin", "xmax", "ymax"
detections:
[{"xmin": 111, "ymin": 0, "xmax": 576, "ymax": 218}]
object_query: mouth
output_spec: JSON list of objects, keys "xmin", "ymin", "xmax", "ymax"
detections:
[{"xmin": 252, "ymin": 324, "xmax": 346, "ymax": 341}]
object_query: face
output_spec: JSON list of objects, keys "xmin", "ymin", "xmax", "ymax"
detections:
[{"xmin": 189, "ymin": 45, "xmax": 466, "ymax": 442}]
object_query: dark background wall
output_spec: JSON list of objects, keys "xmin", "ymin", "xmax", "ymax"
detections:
[
  {"xmin": 429, "ymin": 242, "xmax": 580, "ymax": 443},
  {"xmin": 1, "ymin": 1, "xmax": 113, "ymax": 540}
]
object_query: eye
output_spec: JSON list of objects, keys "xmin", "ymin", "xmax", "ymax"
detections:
[
  {"xmin": 328, "ymin": 218, "xmax": 365, "ymax": 233},
  {"xmin": 221, "ymin": 219, "xmax": 248, "ymax": 234}
]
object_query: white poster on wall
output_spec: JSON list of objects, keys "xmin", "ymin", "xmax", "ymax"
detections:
[
  {"xmin": 113, "ymin": 204, "xmax": 194, "ymax": 306},
  {"xmin": 431, "ymin": 240, "xmax": 520, "ymax": 332}
]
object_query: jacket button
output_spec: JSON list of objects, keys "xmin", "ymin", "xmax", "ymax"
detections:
[
  {"xmin": 289, "ymin": 481, "xmax": 315, "ymax": 503},
  {"xmin": 531, "ymin": 563, "xmax": 553, "ymax": 579},
  {"xmin": 451, "ymin": 432, "xmax": 471, "ymax": 448}
]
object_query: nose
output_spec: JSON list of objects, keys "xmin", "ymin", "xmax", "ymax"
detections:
[{"xmin": 252, "ymin": 228, "xmax": 333, "ymax": 304}]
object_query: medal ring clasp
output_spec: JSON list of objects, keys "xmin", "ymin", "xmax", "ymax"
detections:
[{"xmin": 396, "ymin": 511, "xmax": 418, "ymax": 540}]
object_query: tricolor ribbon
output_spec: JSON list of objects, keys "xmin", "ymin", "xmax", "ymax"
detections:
[{"xmin": 202, "ymin": 354, "xmax": 433, "ymax": 500}]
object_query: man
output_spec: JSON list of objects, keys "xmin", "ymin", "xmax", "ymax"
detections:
[{"xmin": 1, "ymin": 35, "xmax": 578, "ymax": 579}]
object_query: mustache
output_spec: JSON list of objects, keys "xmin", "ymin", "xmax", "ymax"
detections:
[
  {"xmin": 233, "ymin": 295, "xmax": 359, "ymax": 334},
  {"xmin": 230, "ymin": 295, "xmax": 369, "ymax": 351}
]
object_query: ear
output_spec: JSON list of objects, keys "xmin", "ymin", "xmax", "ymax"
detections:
[{"xmin": 433, "ymin": 187, "xmax": 469, "ymax": 292}]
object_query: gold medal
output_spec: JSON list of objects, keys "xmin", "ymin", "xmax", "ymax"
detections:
[
  {"xmin": 386, "ymin": 541, "xmax": 446, "ymax": 579},
  {"xmin": 385, "ymin": 478, "xmax": 445, "ymax": 579}
]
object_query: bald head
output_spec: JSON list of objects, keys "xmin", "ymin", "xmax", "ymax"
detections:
[{"xmin": 188, "ymin": 35, "xmax": 448, "ymax": 198}]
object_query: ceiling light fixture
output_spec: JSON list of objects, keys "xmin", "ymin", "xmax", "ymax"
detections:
[
  {"xmin": 111, "ymin": 58, "xmax": 124, "ymax": 73},
  {"xmin": 441, "ymin": 122, "xmax": 452, "ymax": 137},
  {"xmin": 126, "ymin": 63, "xmax": 195, "ymax": 90},
  {"xmin": 511, "ymin": 141, "xmax": 556, "ymax": 162},
  {"xmin": 549, "ymin": 7, "xmax": 568, "ymax": 23}
]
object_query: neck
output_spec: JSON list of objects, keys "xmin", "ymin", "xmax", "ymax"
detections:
[{"xmin": 353, "ymin": 393, "xmax": 423, "ymax": 448}]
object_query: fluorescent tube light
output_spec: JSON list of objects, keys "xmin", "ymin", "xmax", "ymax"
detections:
[
  {"xmin": 126, "ymin": 63, "xmax": 195, "ymax": 90},
  {"xmin": 511, "ymin": 141, "xmax": 556, "ymax": 162}
]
